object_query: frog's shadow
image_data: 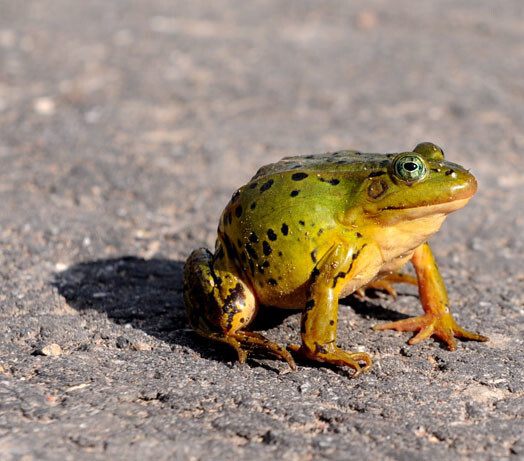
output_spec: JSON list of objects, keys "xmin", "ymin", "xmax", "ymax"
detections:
[{"xmin": 52, "ymin": 256, "xmax": 411, "ymax": 365}]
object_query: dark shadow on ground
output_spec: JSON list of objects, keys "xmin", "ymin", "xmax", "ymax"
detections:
[
  {"xmin": 345, "ymin": 293, "xmax": 412, "ymax": 322},
  {"xmin": 53, "ymin": 256, "xmax": 244, "ymax": 364},
  {"xmin": 53, "ymin": 256, "xmax": 413, "ymax": 365},
  {"xmin": 53, "ymin": 256, "xmax": 186, "ymax": 340}
]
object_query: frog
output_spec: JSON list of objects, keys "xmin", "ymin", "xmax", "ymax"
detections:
[{"xmin": 183, "ymin": 142, "xmax": 488, "ymax": 376}]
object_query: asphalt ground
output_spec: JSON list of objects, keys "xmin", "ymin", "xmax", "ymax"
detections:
[{"xmin": 0, "ymin": 1, "xmax": 523, "ymax": 460}]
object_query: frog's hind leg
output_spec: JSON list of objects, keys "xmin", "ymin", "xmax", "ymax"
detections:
[
  {"xmin": 356, "ymin": 272, "xmax": 418, "ymax": 298},
  {"xmin": 184, "ymin": 248, "xmax": 296, "ymax": 369}
]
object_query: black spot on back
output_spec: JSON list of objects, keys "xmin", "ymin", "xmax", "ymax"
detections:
[
  {"xmin": 267, "ymin": 229, "xmax": 277, "ymax": 241},
  {"xmin": 249, "ymin": 232, "xmax": 258, "ymax": 243},
  {"xmin": 281, "ymin": 223, "xmax": 289, "ymax": 236},
  {"xmin": 290, "ymin": 190, "xmax": 300, "ymax": 197},
  {"xmin": 263, "ymin": 241, "xmax": 272, "ymax": 256},
  {"xmin": 260, "ymin": 179, "xmax": 274, "ymax": 192},
  {"xmin": 245, "ymin": 243, "xmax": 258, "ymax": 260},
  {"xmin": 223, "ymin": 235, "xmax": 240, "ymax": 262},
  {"xmin": 291, "ymin": 172, "xmax": 308, "ymax": 181},
  {"xmin": 319, "ymin": 177, "xmax": 340, "ymax": 186},
  {"xmin": 235, "ymin": 205, "xmax": 243, "ymax": 218}
]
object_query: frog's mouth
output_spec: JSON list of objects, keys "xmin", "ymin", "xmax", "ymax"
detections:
[{"xmin": 378, "ymin": 197, "xmax": 472, "ymax": 220}]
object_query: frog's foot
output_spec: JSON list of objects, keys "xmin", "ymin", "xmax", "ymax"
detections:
[
  {"xmin": 356, "ymin": 272, "xmax": 418, "ymax": 299},
  {"xmin": 233, "ymin": 330, "xmax": 296, "ymax": 370},
  {"xmin": 373, "ymin": 312, "xmax": 488, "ymax": 351},
  {"xmin": 288, "ymin": 343, "xmax": 372, "ymax": 378},
  {"xmin": 196, "ymin": 328, "xmax": 296, "ymax": 369}
]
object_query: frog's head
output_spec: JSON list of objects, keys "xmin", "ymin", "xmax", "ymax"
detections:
[{"xmin": 361, "ymin": 142, "xmax": 477, "ymax": 226}]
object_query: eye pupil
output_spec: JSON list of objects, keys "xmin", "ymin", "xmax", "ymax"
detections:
[{"xmin": 404, "ymin": 162, "xmax": 418, "ymax": 172}]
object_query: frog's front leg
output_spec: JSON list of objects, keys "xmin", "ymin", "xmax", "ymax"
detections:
[
  {"xmin": 373, "ymin": 242, "xmax": 488, "ymax": 349},
  {"xmin": 289, "ymin": 243, "xmax": 372, "ymax": 377},
  {"xmin": 184, "ymin": 248, "xmax": 296, "ymax": 368}
]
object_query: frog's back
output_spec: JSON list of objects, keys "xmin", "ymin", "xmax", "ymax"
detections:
[
  {"xmin": 229, "ymin": 150, "xmax": 396, "ymax": 222},
  {"xmin": 251, "ymin": 150, "xmax": 393, "ymax": 180}
]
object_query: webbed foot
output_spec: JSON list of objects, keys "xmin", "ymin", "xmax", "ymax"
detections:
[
  {"xmin": 373, "ymin": 312, "xmax": 488, "ymax": 350},
  {"xmin": 288, "ymin": 343, "xmax": 372, "ymax": 378},
  {"xmin": 235, "ymin": 331, "xmax": 296, "ymax": 370}
]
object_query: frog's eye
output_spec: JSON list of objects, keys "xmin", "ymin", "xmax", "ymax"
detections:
[{"xmin": 393, "ymin": 154, "xmax": 427, "ymax": 183}]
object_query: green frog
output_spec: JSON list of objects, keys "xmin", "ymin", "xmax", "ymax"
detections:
[{"xmin": 183, "ymin": 142, "xmax": 487, "ymax": 376}]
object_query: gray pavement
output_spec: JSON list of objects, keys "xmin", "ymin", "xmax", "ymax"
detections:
[{"xmin": 1, "ymin": 1, "xmax": 523, "ymax": 460}]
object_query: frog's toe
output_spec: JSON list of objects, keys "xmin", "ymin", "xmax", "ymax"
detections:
[
  {"xmin": 374, "ymin": 313, "xmax": 488, "ymax": 350},
  {"xmin": 451, "ymin": 324, "xmax": 489, "ymax": 343},
  {"xmin": 374, "ymin": 314, "xmax": 454, "ymax": 348},
  {"xmin": 237, "ymin": 331, "xmax": 296, "ymax": 370},
  {"xmin": 358, "ymin": 280, "xmax": 398, "ymax": 298},
  {"xmin": 374, "ymin": 316, "xmax": 429, "ymax": 334},
  {"xmin": 357, "ymin": 273, "xmax": 418, "ymax": 299},
  {"xmin": 289, "ymin": 343, "xmax": 372, "ymax": 377},
  {"xmin": 232, "ymin": 342, "xmax": 248, "ymax": 364}
]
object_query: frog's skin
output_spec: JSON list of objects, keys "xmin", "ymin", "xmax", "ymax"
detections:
[{"xmin": 184, "ymin": 142, "xmax": 488, "ymax": 376}]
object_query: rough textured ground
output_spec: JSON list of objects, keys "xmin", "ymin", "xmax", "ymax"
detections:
[{"xmin": 1, "ymin": 1, "xmax": 523, "ymax": 460}]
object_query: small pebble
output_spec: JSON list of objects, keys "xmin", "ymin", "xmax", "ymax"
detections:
[
  {"xmin": 33, "ymin": 97, "xmax": 56, "ymax": 115},
  {"xmin": 40, "ymin": 344, "xmax": 62, "ymax": 356},
  {"xmin": 133, "ymin": 341, "xmax": 152, "ymax": 351}
]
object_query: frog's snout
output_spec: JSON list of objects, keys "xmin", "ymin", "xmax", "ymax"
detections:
[{"xmin": 453, "ymin": 170, "xmax": 477, "ymax": 200}]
